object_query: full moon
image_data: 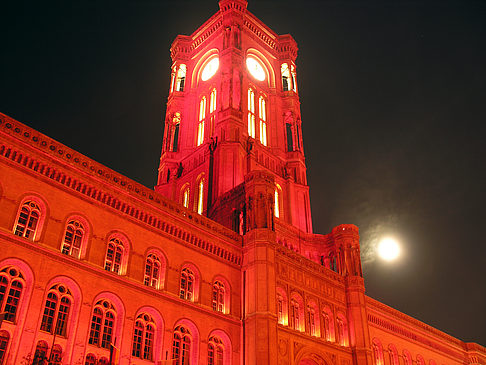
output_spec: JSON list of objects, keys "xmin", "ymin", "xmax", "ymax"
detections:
[{"xmin": 377, "ymin": 237, "xmax": 401, "ymax": 261}]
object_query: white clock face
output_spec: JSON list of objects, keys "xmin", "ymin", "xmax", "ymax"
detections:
[
  {"xmin": 201, "ymin": 57, "xmax": 219, "ymax": 81},
  {"xmin": 246, "ymin": 56, "xmax": 266, "ymax": 81}
]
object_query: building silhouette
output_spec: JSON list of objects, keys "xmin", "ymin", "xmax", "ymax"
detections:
[{"xmin": 0, "ymin": 0, "xmax": 484, "ymax": 364}]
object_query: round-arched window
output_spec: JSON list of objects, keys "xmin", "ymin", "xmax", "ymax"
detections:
[
  {"xmin": 201, "ymin": 57, "xmax": 219, "ymax": 81},
  {"xmin": 246, "ymin": 56, "xmax": 265, "ymax": 81}
]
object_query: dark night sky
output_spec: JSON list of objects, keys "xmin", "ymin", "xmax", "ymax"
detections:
[{"xmin": 1, "ymin": 0, "xmax": 485, "ymax": 346}]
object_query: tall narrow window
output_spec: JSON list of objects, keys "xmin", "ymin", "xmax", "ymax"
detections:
[
  {"xmin": 197, "ymin": 97, "xmax": 206, "ymax": 146},
  {"xmin": 0, "ymin": 266, "xmax": 25, "ymax": 322},
  {"xmin": 182, "ymin": 187, "xmax": 190, "ymax": 209},
  {"xmin": 212, "ymin": 281, "xmax": 225, "ymax": 313},
  {"xmin": 180, "ymin": 268, "xmax": 195, "ymax": 301},
  {"xmin": 0, "ymin": 331, "xmax": 9, "ymax": 365},
  {"xmin": 172, "ymin": 326, "xmax": 191, "ymax": 365},
  {"xmin": 208, "ymin": 336, "xmax": 224, "ymax": 365},
  {"xmin": 247, "ymin": 88, "xmax": 255, "ymax": 138},
  {"xmin": 88, "ymin": 300, "xmax": 116, "ymax": 349},
  {"xmin": 277, "ymin": 293, "xmax": 284, "ymax": 324},
  {"xmin": 40, "ymin": 284, "xmax": 72, "ymax": 337},
  {"xmin": 290, "ymin": 299, "xmax": 300, "ymax": 330},
  {"xmin": 104, "ymin": 238, "xmax": 124, "ymax": 274},
  {"xmin": 14, "ymin": 201, "xmax": 41, "ymax": 239},
  {"xmin": 169, "ymin": 112, "xmax": 181, "ymax": 152},
  {"xmin": 402, "ymin": 351, "xmax": 412, "ymax": 365},
  {"xmin": 170, "ymin": 66, "xmax": 176, "ymax": 93},
  {"xmin": 286, "ymin": 123, "xmax": 294, "ymax": 152},
  {"xmin": 209, "ymin": 88, "xmax": 217, "ymax": 137},
  {"xmin": 132, "ymin": 314, "xmax": 155, "ymax": 361},
  {"xmin": 62, "ymin": 220, "xmax": 85, "ymax": 258},
  {"xmin": 144, "ymin": 254, "xmax": 161, "ymax": 288},
  {"xmin": 388, "ymin": 345, "xmax": 399, "ymax": 365},
  {"xmin": 291, "ymin": 64, "xmax": 297, "ymax": 92},
  {"xmin": 274, "ymin": 189, "xmax": 280, "ymax": 218},
  {"xmin": 197, "ymin": 179, "xmax": 204, "ymax": 215},
  {"xmin": 259, "ymin": 96, "xmax": 267, "ymax": 146},
  {"xmin": 307, "ymin": 306, "xmax": 317, "ymax": 336},
  {"xmin": 281, "ymin": 63, "xmax": 290, "ymax": 91},
  {"xmin": 176, "ymin": 64, "xmax": 186, "ymax": 92},
  {"xmin": 372, "ymin": 339, "xmax": 384, "ymax": 365}
]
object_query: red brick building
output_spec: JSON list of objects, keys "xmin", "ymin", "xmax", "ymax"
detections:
[{"xmin": 0, "ymin": 1, "xmax": 484, "ymax": 364}]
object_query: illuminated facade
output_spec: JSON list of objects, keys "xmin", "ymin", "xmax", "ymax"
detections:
[{"xmin": 0, "ymin": 1, "xmax": 485, "ymax": 364}]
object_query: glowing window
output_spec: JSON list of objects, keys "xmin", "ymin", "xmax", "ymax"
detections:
[
  {"xmin": 144, "ymin": 254, "xmax": 161, "ymax": 289},
  {"xmin": 281, "ymin": 63, "xmax": 290, "ymax": 91},
  {"xmin": 132, "ymin": 313, "xmax": 155, "ymax": 361},
  {"xmin": 274, "ymin": 189, "xmax": 280, "ymax": 218},
  {"xmin": 291, "ymin": 64, "xmax": 297, "ymax": 92},
  {"xmin": 197, "ymin": 179, "xmax": 204, "ymax": 215},
  {"xmin": 62, "ymin": 220, "xmax": 85, "ymax": 258},
  {"xmin": 104, "ymin": 238, "xmax": 124, "ymax": 274},
  {"xmin": 246, "ymin": 56, "xmax": 265, "ymax": 81},
  {"xmin": 40, "ymin": 284, "xmax": 72, "ymax": 337},
  {"xmin": 197, "ymin": 97, "xmax": 206, "ymax": 146},
  {"xmin": 88, "ymin": 300, "xmax": 116, "ymax": 349},
  {"xmin": 259, "ymin": 96, "xmax": 267, "ymax": 146},
  {"xmin": 182, "ymin": 187, "xmax": 190, "ymax": 209},
  {"xmin": 176, "ymin": 64, "xmax": 186, "ymax": 92},
  {"xmin": 14, "ymin": 200, "xmax": 41, "ymax": 240},
  {"xmin": 290, "ymin": 299, "xmax": 300, "ymax": 330},
  {"xmin": 201, "ymin": 57, "xmax": 219, "ymax": 81},
  {"xmin": 247, "ymin": 89, "xmax": 255, "ymax": 138},
  {"xmin": 180, "ymin": 268, "xmax": 195, "ymax": 301},
  {"xmin": 209, "ymin": 88, "xmax": 217, "ymax": 137},
  {"xmin": 212, "ymin": 281, "xmax": 225, "ymax": 313}
]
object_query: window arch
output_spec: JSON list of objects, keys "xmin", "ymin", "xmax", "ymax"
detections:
[
  {"xmin": 306, "ymin": 301, "xmax": 320, "ymax": 337},
  {"xmin": 132, "ymin": 313, "xmax": 155, "ymax": 361},
  {"xmin": 247, "ymin": 88, "xmax": 256, "ymax": 138},
  {"xmin": 85, "ymin": 353, "xmax": 97, "ymax": 365},
  {"xmin": 402, "ymin": 350, "xmax": 412, "ymax": 365},
  {"xmin": 372, "ymin": 338, "xmax": 384, "ymax": 365},
  {"xmin": 197, "ymin": 97, "xmax": 206, "ymax": 146},
  {"xmin": 289, "ymin": 293, "xmax": 304, "ymax": 332},
  {"xmin": 180, "ymin": 267, "xmax": 195, "ymax": 301},
  {"xmin": 104, "ymin": 233, "xmax": 129, "ymax": 275},
  {"xmin": 40, "ymin": 284, "xmax": 72, "ymax": 337},
  {"xmin": 88, "ymin": 299, "xmax": 116, "ymax": 349},
  {"xmin": 0, "ymin": 331, "xmax": 9, "ymax": 365},
  {"xmin": 50, "ymin": 344, "xmax": 62, "ymax": 365},
  {"xmin": 0, "ymin": 266, "xmax": 24, "ymax": 323},
  {"xmin": 336, "ymin": 313, "xmax": 349, "ymax": 346},
  {"xmin": 196, "ymin": 177, "xmax": 205, "ymax": 215},
  {"xmin": 388, "ymin": 344, "xmax": 399, "ymax": 365},
  {"xmin": 175, "ymin": 64, "xmax": 186, "ymax": 92},
  {"xmin": 144, "ymin": 253, "xmax": 163, "ymax": 289},
  {"xmin": 212, "ymin": 280, "xmax": 226, "ymax": 313},
  {"xmin": 274, "ymin": 184, "xmax": 282, "ymax": 218},
  {"xmin": 258, "ymin": 95, "xmax": 267, "ymax": 146},
  {"xmin": 14, "ymin": 199, "xmax": 42, "ymax": 240},
  {"xmin": 281, "ymin": 63, "xmax": 291, "ymax": 91},
  {"xmin": 322, "ymin": 306, "xmax": 335, "ymax": 342},
  {"xmin": 172, "ymin": 325, "xmax": 192, "ymax": 365},
  {"xmin": 32, "ymin": 340, "xmax": 48, "ymax": 365},
  {"xmin": 417, "ymin": 355, "xmax": 426, "ymax": 365},
  {"xmin": 276, "ymin": 287, "xmax": 288, "ymax": 326},
  {"xmin": 61, "ymin": 218, "xmax": 88, "ymax": 258},
  {"xmin": 181, "ymin": 185, "xmax": 190, "ymax": 209},
  {"xmin": 208, "ymin": 336, "xmax": 224, "ymax": 365}
]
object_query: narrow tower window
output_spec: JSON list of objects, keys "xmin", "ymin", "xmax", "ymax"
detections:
[
  {"xmin": 197, "ymin": 179, "xmax": 204, "ymax": 215},
  {"xmin": 248, "ymin": 88, "xmax": 255, "ymax": 138},
  {"xmin": 197, "ymin": 97, "xmax": 206, "ymax": 146},
  {"xmin": 182, "ymin": 187, "xmax": 190, "ymax": 209},
  {"xmin": 281, "ymin": 63, "xmax": 290, "ymax": 91},
  {"xmin": 209, "ymin": 88, "xmax": 217, "ymax": 137},
  {"xmin": 291, "ymin": 64, "xmax": 297, "ymax": 92},
  {"xmin": 175, "ymin": 64, "xmax": 186, "ymax": 92},
  {"xmin": 274, "ymin": 188, "xmax": 280, "ymax": 218},
  {"xmin": 259, "ymin": 96, "xmax": 267, "ymax": 146}
]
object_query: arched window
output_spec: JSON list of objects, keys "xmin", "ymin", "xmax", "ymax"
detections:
[
  {"xmin": 402, "ymin": 350, "xmax": 412, "ymax": 365},
  {"xmin": 306, "ymin": 302, "xmax": 319, "ymax": 337},
  {"xmin": 212, "ymin": 281, "xmax": 225, "ymax": 313},
  {"xmin": 14, "ymin": 200, "xmax": 41, "ymax": 239},
  {"xmin": 182, "ymin": 186, "xmax": 190, "ymax": 209},
  {"xmin": 209, "ymin": 88, "xmax": 217, "ymax": 137},
  {"xmin": 98, "ymin": 357, "xmax": 109, "ymax": 365},
  {"xmin": 172, "ymin": 326, "xmax": 191, "ymax": 365},
  {"xmin": 247, "ymin": 88, "xmax": 256, "ymax": 138},
  {"xmin": 259, "ymin": 96, "xmax": 267, "ymax": 146},
  {"xmin": 88, "ymin": 300, "xmax": 116, "ymax": 349},
  {"xmin": 196, "ymin": 179, "xmax": 204, "ymax": 215},
  {"xmin": 180, "ymin": 268, "xmax": 195, "ymax": 301},
  {"xmin": 274, "ymin": 187, "xmax": 280, "ymax": 218},
  {"xmin": 144, "ymin": 253, "xmax": 161, "ymax": 289},
  {"xmin": 336, "ymin": 314, "xmax": 349, "ymax": 346},
  {"xmin": 281, "ymin": 63, "xmax": 290, "ymax": 91},
  {"xmin": 0, "ymin": 266, "xmax": 24, "ymax": 322},
  {"xmin": 388, "ymin": 344, "xmax": 399, "ymax": 365},
  {"xmin": 290, "ymin": 298, "xmax": 300, "ymax": 331},
  {"xmin": 85, "ymin": 353, "xmax": 97, "ymax": 365},
  {"xmin": 132, "ymin": 313, "xmax": 155, "ymax": 361},
  {"xmin": 32, "ymin": 341, "xmax": 48, "ymax": 365},
  {"xmin": 61, "ymin": 220, "xmax": 85, "ymax": 258},
  {"xmin": 322, "ymin": 307, "xmax": 335, "ymax": 342},
  {"xmin": 291, "ymin": 64, "xmax": 297, "ymax": 92},
  {"xmin": 417, "ymin": 355, "xmax": 426, "ymax": 365},
  {"xmin": 176, "ymin": 64, "xmax": 186, "ymax": 92},
  {"xmin": 372, "ymin": 338, "xmax": 384, "ymax": 365},
  {"xmin": 104, "ymin": 237, "xmax": 125, "ymax": 274},
  {"xmin": 40, "ymin": 284, "xmax": 72, "ymax": 337},
  {"xmin": 208, "ymin": 336, "xmax": 224, "ymax": 365},
  {"xmin": 168, "ymin": 112, "xmax": 181, "ymax": 152},
  {"xmin": 0, "ymin": 331, "xmax": 9, "ymax": 365},
  {"xmin": 49, "ymin": 344, "xmax": 62, "ymax": 365},
  {"xmin": 276, "ymin": 287, "xmax": 288, "ymax": 326},
  {"xmin": 197, "ymin": 97, "xmax": 206, "ymax": 146}
]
